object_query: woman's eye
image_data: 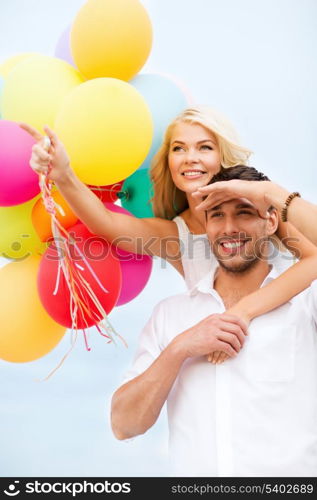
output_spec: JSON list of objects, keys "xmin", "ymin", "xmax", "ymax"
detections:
[
  {"xmin": 201, "ymin": 145, "xmax": 212, "ymax": 150},
  {"xmin": 172, "ymin": 146, "xmax": 184, "ymax": 152}
]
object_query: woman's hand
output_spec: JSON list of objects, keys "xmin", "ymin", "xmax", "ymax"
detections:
[
  {"xmin": 192, "ymin": 179, "xmax": 273, "ymax": 219},
  {"xmin": 207, "ymin": 307, "xmax": 250, "ymax": 365},
  {"xmin": 19, "ymin": 123, "xmax": 72, "ymax": 184}
]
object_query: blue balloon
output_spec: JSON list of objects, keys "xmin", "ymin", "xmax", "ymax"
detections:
[
  {"xmin": 0, "ymin": 76, "xmax": 4, "ymax": 118},
  {"xmin": 130, "ymin": 73, "xmax": 190, "ymax": 170}
]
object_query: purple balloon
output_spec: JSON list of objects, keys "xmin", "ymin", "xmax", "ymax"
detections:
[
  {"xmin": 0, "ymin": 120, "xmax": 39, "ymax": 206},
  {"xmin": 54, "ymin": 26, "xmax": 76, "ymax": 67},
  {"xmin": 105, "ymin": 203, "xmax": 153, "ymax": 306}
]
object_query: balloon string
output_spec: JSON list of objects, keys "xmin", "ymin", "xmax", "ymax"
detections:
[
  {"xmin": 38, "ymin": 165, "xmax": 126, "ymax": 380},
  {"xmin": 37, "ymin": 329, "xmax": 78, "ymax": 382},
  {"xmin": 71, "ymin": 241, "xmax": 109, "ymax": 294},
  {"xmin": 89, "ymin": 185, "xmax": 129, "ymax": 200}
]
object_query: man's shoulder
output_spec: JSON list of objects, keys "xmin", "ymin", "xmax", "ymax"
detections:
[
  {"xmin": 151, "ymin": 286, "xmax": 212, "ymax": 330},
  {"xmin": 153, "ymin": 290, "xmax": 194, "ymax": 314}
]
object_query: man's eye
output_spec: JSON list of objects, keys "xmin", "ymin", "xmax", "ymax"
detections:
[
  {"xmin": 238, "ymin": 211, "xmax": 253, "ymax": 215},
  {"xmin": 210, "ymin": 212, "xmax": 223, "ymax": 218}
]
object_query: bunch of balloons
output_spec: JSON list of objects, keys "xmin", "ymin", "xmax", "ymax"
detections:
[{"xmin": 0, "ymin": 0, "xmax": 192, "ymax": 365}]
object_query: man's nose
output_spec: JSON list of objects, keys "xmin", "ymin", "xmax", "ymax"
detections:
[{"xmin": 222, "ymin": 218, "xmax": 239, "ymax": 235}]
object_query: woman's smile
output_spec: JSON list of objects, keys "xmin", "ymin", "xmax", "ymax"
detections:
[{"xmin": 168, "ymin": 122, "xmax": 221, "ymax": 192}]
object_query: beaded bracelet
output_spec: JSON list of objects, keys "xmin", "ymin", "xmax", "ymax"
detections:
[{"xmin": 281, "ymin": 192, "xmax": 301, "ymax": 222}]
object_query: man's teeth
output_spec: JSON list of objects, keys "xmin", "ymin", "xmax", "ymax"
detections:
[
  {"xmin": 222, "ymin": 241, "xmax": 245, "ymax": 249},
  {"xmin": 183, "ymin": 171, "xmax": 205, "ymax": 176}
]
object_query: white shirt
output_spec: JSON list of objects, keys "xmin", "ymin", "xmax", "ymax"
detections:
[
  {"xmin": 173, "ymin": 215, "xmax": 295, "ymax": 289},
  {"xmin": 121, "ymin": 265, "xmax": 317, "ymax": 477}
]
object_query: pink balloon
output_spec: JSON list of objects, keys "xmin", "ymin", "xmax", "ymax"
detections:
[
  {"xmin": 0, "ymin": 120, "xmax": 39, "ymax": 206},
  {"xmin": 105, "ymin": 203, "xmax": 153, "ymax": 306}
]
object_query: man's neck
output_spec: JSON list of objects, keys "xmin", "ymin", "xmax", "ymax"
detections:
[{"xmin": 213, "ymin": 260, "xmax": 271, "ymax": 309}]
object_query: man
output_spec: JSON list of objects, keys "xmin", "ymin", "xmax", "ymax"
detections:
[{"xmin": 111, "ymin": 166, "xmax": 317, "ymax": 477}]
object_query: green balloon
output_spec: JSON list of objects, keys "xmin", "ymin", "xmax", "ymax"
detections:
[{"xmin": 121, "ymin": 169, "xmax": 154, "ymax": 218}]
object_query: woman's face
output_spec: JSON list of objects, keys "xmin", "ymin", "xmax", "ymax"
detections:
[{"xmin": 168, "ymin": 122, "xmax": 221, "ymax": 193}]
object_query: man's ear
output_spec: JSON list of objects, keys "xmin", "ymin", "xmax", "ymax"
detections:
[{"xmin": 266, "ymin": 208, "xmax": 279, "ymax": 236}]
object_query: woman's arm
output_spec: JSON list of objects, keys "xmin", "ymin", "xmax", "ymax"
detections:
[
  {"xmin": 20, "ymin": 123, "xmax": 180, "ymax": 260},
  {"xmin": 55, "ymin": 168, "xmax": 178, "ymax": 258},
  {"xmin": 229, "ymin": 222, "xmax": 317, "ymax": 321},
  {"xmin": 194, "ymin": 180, "xmax": 317, "ymax": 245},
  {"xmin": 267, "ymin": 184, "xmax": 317, "ymax": 246},
  {"xmin": 209, "ymin": 221, "xmax": 317, "ymax": 364}
]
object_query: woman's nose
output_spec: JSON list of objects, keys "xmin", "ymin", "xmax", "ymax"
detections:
[{"xmin": 185, "ymin": 148, "xmax": 199, "ymax": 163}]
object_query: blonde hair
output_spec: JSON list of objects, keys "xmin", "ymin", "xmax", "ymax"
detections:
[{"xmin": 150, "ymin": 106, "xmax": 253, "ymax": 219}]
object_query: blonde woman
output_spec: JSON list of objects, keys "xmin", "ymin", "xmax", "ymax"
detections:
[{"xmin": 20, "ymin": 106, "xmax": 317, "ymax": 362}]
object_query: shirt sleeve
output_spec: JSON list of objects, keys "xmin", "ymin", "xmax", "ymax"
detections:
[
  {"xmin": 119, "ymin": 302, "xmax": 165, "ymax": 386},
  {"xmin": 306, "ymin": 279, "xmax": 317, "ymax": 325}
]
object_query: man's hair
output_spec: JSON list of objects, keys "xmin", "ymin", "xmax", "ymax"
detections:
[
  {"xmin": 204, "ymin": 165, "xmax": 274, "ymax": 212},
  {"xmin": 209, "ymin": 164, "xmax": 270, "ymax": 184}
]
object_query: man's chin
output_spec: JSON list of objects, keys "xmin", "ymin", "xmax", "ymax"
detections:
[{"xmin": 217, "ymin": 256, "xmax": 259, "ymax": 274}]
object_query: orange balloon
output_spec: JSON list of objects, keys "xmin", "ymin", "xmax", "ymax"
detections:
[
  {"xmin": 0, "ymin": 257, "xmax": 66, "ymax": 363},
  {"xmin": 32, "ymin": 190, "xmax": 78, "ymax": 242}
]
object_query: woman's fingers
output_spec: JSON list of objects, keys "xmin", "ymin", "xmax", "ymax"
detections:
[
  {"xmin": 32, "ymin": 144, "xmax": 51, "ymax": 162},
  {"xmin": 207, "ymin": 351, "xmax": 231, "ymax": 364},
  {"xmin": 194, "ymin": 180, "xmax": 271, "ymax": 218},
  {"xmin": 217, "ymin": 332, "xmax": 242, "ymax": 353},
  {"xmin": 19, "ymin": 122, "xmax": 43, "ymax": 142},
  {"xmin": 194, "ymin": 181, "xmax": 244, "ymax": 211},
  {"xmin": 218, "ymin": 352, "xmax": 229, "ymax": 363},
  {"xmin": 215, "ymin": 341, "xmax": 237, "ymax": 358},
  {"xmin": 219, "ymin": 313, "xmax": 249, "ymax": 336},
  {"xmin": 196, "ymin": 194, "xmax": 232, "ymax": 211},
  {"xmin": 218, "ymin": 323, "xmax": 246, "ymax": 350},
  {"xmin": 258, "ymin": 208, "xmax": 271, "ymax": 219},
  {"xmin": 207, "ymin": 352, "xmax": 217, "ymax": 363},
  {"xmin": 30, "ymin": 159, "xmax": 48, "ymax": 175},
  {"xmin": 212, "ymin": 351, "xmax": 222, "ymax": 364},
  {"xmin": 43, "ymin": 125, "xmax": 59, "ymax": 147}
]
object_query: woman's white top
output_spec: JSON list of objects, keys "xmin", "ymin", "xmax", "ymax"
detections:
[{"xmin": 173, "ymin": 215, "xmax": 294, "ymax": 289}]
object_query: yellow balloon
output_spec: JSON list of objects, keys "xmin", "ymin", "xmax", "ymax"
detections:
[
  {"xmin": 2, "ymin": 55, "xmax": 84, "ymax": 131},
  {"xmin": 0, "ymin": 197, "xmax": 46, "ymax": 261},
  {"xmin": 0, "ymin": 257, "xmax": 66, "ymax": 363},
  {"xmin": 0, "ymin": 52, "xmax": 38, "ymax": 78},
  {"xmin": 70, "ymin": 0, "xmax": 152, "ymax": 80},
  {"xmin": 0, "ymin": 53, "xmax": 38, "ymax": 118},
  {"xmin": 55, "ymin": 78, "xmax": 153, "ymax": 185}
]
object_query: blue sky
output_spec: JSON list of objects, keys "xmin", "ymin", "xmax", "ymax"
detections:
[{"xmin": 0, "ymin": 0, "xmax": 316, "ymax": 476}]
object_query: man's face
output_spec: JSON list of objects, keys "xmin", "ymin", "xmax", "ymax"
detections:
[{"xmin": 206, "ymin": 198, "xmax": 277, "ymax": 273}]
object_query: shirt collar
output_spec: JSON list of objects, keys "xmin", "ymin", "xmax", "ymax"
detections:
[{"xmin": 188, "ymin": 262, "xmax": 282, "ymax": 298}]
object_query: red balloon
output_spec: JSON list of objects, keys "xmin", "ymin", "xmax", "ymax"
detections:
[
  {"xmin": 88, "ymin": 180, "xmax": 124, "ymax": 203},
  {"xmin": 37, "ymin": 223, "xmax": 122, "ymax": 329},
  {"xmin": 105, "ymin": 203, "xmax": 153, "ymax": 306}
]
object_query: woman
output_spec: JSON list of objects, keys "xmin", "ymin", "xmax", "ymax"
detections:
[{"xmin": 20, "ymin": 106, "xmax": 317, "ymax": 362}]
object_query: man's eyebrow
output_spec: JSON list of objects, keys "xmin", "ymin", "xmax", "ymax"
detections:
[
  {"xmin": 208, "ymin": 202, "xmax": 256, "ymax": 211},
  {"xmin": 210, "ymin": 204, "xmax": 222, "ymax": 211},
  {"xmin": 235, "ymin": 203, "xmax": 256, "ymax": 209}
]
